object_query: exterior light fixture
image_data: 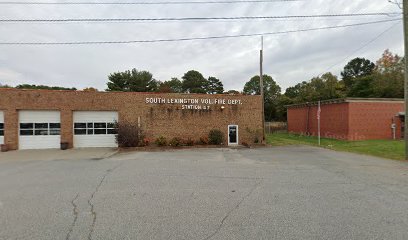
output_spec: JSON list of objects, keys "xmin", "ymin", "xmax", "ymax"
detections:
[{"xmin": 221, "ymin": 106, "xmax": 225, "ymax": 110}]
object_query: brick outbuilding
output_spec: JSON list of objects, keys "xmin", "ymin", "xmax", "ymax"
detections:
[
  {"xmin": 0, "ymin": 89, "xmax": 263, "ymax": 150},
  {"xmin": 287, "ymin": 98, "xmax": 404, "ymax": 141}
]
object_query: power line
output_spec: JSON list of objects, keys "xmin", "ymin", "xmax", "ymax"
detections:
[
  {"xmin": 0, "ymin": 0, "xmax": 301, "ymax": 5},
  {"xmin": 319, "ymin": 20, "xmax": 402, "ymax": 76},
  {"xmin": 0, "ymin": 18, "xmax": 400, "ymax": 45},
  {"xmin": 0, "ymin": 13, "xmax": 402, "ymax": 23}
]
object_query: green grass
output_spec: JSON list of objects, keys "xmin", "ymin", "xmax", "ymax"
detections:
[{"xmin": 267, "ymin": 132, "xmax": 405, "ymax": 160}]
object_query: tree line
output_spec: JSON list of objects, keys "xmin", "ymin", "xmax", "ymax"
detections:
[
  {"xmin": 106, "ymin": 69, "xmax": 227, "ymax": 94},
  {"xmin": 0, "ymin": 49, "xmax": 403, "ymax": 122},
  {"xmin": 105, "ymin": 69, "xmax": 282, "ymax": 121},
  {"xmin": 275, "ymin": 49, "xmax": 404, "ymax": 121},
  {"xmin": 0, "ymin": 84, "xmax": 77, "ymax": 91}
]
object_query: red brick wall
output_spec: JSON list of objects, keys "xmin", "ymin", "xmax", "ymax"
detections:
[
  {"xmin": 0, "ymin": 89, "xmax": 263, "ymax": 150},
  {"xmin": 288, "ymin": 100, "xmax": 404, "ymax": 141},
  {"xmin": 348, "ymin": 101, "xmax": 403, "ymax": 140},
  {"xmin": 287, "ymin": 107, "xmax": 309, "ymax": 134},
  {"xmin": 287, "ymin": 103, "xmax": 349, "ymax": 140}
]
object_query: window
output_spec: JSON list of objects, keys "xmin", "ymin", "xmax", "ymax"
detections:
[
  {"xmin": 20, "ymin": 122, "xmax": 60, "ymax": 136},
  {"xmin": 0, "ymin": 123, "xmax": 3, "ymax": 136},
  {"xmin": 74, "ymin": 129, "xmax": 87, "ymax": 135},
  {"xmin": 20, "ymin": 123, "xmax": 33, "ymax": 129},
  {"xmin": 74, "ymin": 122, "xmax": 117, "ymax": 135},
  {"xmin": 94, "ymin": 122, "xmax": 107, "ymax": 135},
  {"xmin": 107, "ymin": 128, "xmax": 117, "ymax": 134},
  {"xmin": 50, "ymin": 123, "xmax": 61, "ymax": 129},
  {"xmin": 107, "ymin": 122, "xmax": 117, "ymax": 135},
  {"xmin": 35, "ymin": 123, "xmax": 48, "ymax": 136},
  {"xmin": 94, "ymin": 129, "xmax": 107, "ymax": 135},
  {"xmin": 94, "ymin": 123, "xmax": 106, "ymax": 129},
  {"xmin": 35, "ymin": 123, "xmax": 48, "ymax": 129},
  {"xmin": 20, "ymin": 130, "xmax": 33, "ymax": 136},
  {"xmin": 49, "ymin": 123, "xmax": 61, "ymax": 136},
  {"xmin": 74, "ymin": 123, "xmax": 87, "ymax": 135},
  {"xmin": 75, "ymin": 123, "xmax": 86, "ymax": 129},
  {"xmin": 20, "ymin": 123, "xmax": 34, "ymax": 136}
]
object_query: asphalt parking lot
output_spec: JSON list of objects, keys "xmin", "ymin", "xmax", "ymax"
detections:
[{"xmin": 0, "ymin": 146, "xmax": 408, "ymax": 240}]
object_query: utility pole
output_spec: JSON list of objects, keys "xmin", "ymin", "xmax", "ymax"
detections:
[
  {"xmin": 404, "ymin": 0, "xmax": 408, "ymax": 160},
  {"xmin": 260, "ymin": 36, "xmax": 266, "ymax": 143}
]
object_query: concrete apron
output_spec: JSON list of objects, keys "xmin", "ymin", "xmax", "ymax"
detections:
[{"xmin": 0, "ymin": 148, "xmax": 118, "ymax": 162}]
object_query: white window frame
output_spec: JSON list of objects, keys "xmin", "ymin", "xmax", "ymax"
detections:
[
  {"xmin": 19, "ymin": 122, "xmax": 61, "ymax": 136},
  {"xmin": 73, "ymin": 122, "xmax": 117, "ymax": 136},
  {"xmin": 228, "ymin": 125, "xmax": 239, "ymax": 146}
]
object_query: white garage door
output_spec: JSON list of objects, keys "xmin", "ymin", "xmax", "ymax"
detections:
[
  {"xmin": 0, "ymin": 111, "xmax": 4, "ymax": 145},
  {"xmin": 19, "ymin": 111, "xmax": 61, "ymax": 150},
  {"xmin": 73, "ymin": 111, "xmax": 118, "ymax": 148}
]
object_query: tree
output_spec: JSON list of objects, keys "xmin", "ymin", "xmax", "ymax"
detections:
[
  {"xmin": 341, "ymin": 57, "xmax": 375, "ymax": 89},
  {"xmin": 275, "ymin": 95, "xmax": 294, "ymax": 121},
  {"xmin": 372, "ymin": 73, "xmax": 404, "ymax": 98},
  {"xmin": 83, "ymin": 87, "xmax": 98, "ymax": 92},
  {"xmin": 317, "ymin": 72, "xmax": 345, "ymax": 100},
  {"xmin": 0, "ymin": 84, "xmax": 13, "ymax": 88},
  {"xmin": 243, "ymin": 75, "xmax": 281, "ymax": 121},
  {"xmin": 243, "ymin": 75, "xmax": 280, "ymax": 97},
  {"xmin": 283, "ymin": 73, "xmax": 345, "ymax": 104},
  {"xmin": 284, "ymin": 84, "xmax": 302, "ymax": 99},
  {"xmin": 206, "ymin": 76, "xmax": 224, "ymax": 94},
  {"xmin": 344, "ymin": 50, "xmax": 403, "ymax": 98},
  {"xmin": 158, "ymin": 78, "xmax": 183, "ymax": 93},
  {"xmin": 181, "ymin": 70, "xmax": 208, "ymax": 94},
  {"xmin": 371, "ymin": 50, "xmax": 404, "ymax": 98},
  {"xmin": 224, "ymin": 90, "xmax": 240, "ymax": 95},
  {"xmin": 106, "ymin": 68, "xmax": 159, "ymax": 92},
  {"xmin": 15, "ymin": 84, "xmax": 76, "ymax": 90},
  {"xmin": 348, "ymin": 75, "xmax": 376, "ymax": 98},
  {"xmin": 375, "ymin": 49, "xmax": 403, "ymax": 74}
]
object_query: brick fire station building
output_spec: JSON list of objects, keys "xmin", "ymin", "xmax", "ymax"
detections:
[
  {"xmin": 287, "ymin": 98, "xmax": 404, "ymax": 141},
  {"xmin": 0, "ymin": 89, "xmax": 263, "ymax": 150}
]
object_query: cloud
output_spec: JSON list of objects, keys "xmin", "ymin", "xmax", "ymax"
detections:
[{"xmin": 0, "ymin": 0, "xmax": 403, "ymax": 92}]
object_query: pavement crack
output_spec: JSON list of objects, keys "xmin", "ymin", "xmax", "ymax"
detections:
[
  {"xmin": 202, "ymin": 181, "xmax": 261, "ymax": 240},
  {"xmin": 66, "ymin": 193, "xmax": 79, "ymax": 240},
  {"xmin": 87, "ymin": 163, "xmax": 124, "ymax": 240}
]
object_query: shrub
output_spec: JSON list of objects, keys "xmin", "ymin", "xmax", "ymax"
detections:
[
  {"xmin": 254, "ymin": 137, "xmax": 259, "ymax": 144},
  {"xmin": 143, "ymin": 138, "xmax": 151, "ymax": 146},
  {"xmin": 246, "ymin": 127, "xmax": 263, "ymax": 144},
  {"xmin": 115, "ymin": 121, "xmax": 144, "ymax": 147},
  {"xmin": 196, "ymin": 136, "xmax": 209, "ymax": 145},
  {"xmin": 242, "ymin": 141, "xmax": 249, "ymax": 147},
  {"xmin": 155, "ymin": 136, "xmax": 167, "ymax": 146},
  {"xmin": 185, "ymin": 138, "xmax": 194, "ymax": 146},
  {"xmin": 169, "ymin": 137, "xmax": 182, "ymax": 147},
  {"xmin": 208, "ymin": 129, "xmax": 224, "ymax": 145}
]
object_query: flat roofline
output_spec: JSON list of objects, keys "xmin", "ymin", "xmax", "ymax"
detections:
[
  {"xmin": 0, "ymin": 88, "xmax": 251, "ymax": 98},
  {"xmin": 286, "ymin": 98, "xmax": 404, "ymax": 108}
]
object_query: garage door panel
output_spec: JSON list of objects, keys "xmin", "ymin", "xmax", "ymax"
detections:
[
  {"xmin": 74, "ymin": 111, "xmax": 118, "ymax": 122},
  {"xmin": 19, "ymin": 111, "xmax": 60, "ymax": 123},
  {"xmin": 74, "ymin": 135, "xmax": 117, "ymax": 148},
  {"xmin": 19, "ymin": 136, "xmax": 60, "ymax": 150},
  {"xmin": 73, "ymin": 111, "xmax": 118, "ymax": 148},
  {"xmin": 19, "ymin": 111, "xmax": 61, "ymax": 150},
  {"xmin": 0, "ymin": 111, "xmax": 4, "ymax": 145}
]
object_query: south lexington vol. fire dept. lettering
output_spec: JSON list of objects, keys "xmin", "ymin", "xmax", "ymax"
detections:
[{"xmin": 145, "ymin": 97, "xmax": 243, "ymax": 110}]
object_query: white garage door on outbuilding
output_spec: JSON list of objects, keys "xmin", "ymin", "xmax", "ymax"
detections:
[
  {"xmin": 73, "ymin": 111, "xmax": 118, "ymax": 148},
  {"xmin": 19, "ymin": 110, "xmax": 61, "ymax": 150},
  {"xmin": 0, "ymin": 111, "xmax": 4, "ymax": 145}
]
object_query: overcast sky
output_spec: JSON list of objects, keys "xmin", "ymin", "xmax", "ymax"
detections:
[{"xmin": 0, "ymin": 0, "xmax": 404, "ymax": 92}]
